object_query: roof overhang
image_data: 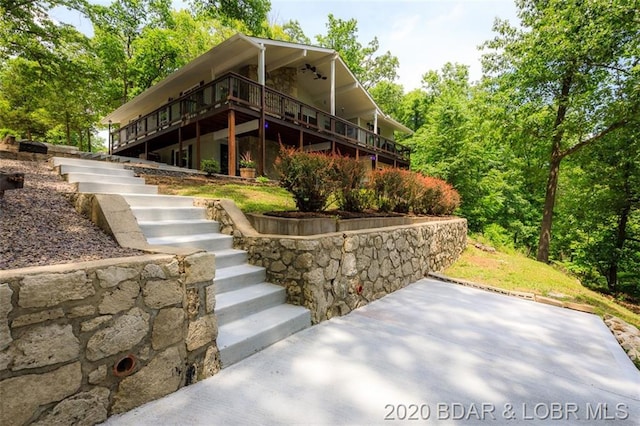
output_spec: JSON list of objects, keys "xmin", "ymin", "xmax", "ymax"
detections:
[{"xmin": 102, "ymin": 33, "xmax": 413, "ymax": 135}]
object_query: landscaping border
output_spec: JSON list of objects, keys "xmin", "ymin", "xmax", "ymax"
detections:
[{"xmin": 199, "ymin": 199, "xmax": 467, "ymax": 324}]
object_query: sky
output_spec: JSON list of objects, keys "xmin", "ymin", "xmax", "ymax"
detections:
[
  {"xmin": 268, "ymin": 0, "xmax": 519, "ymax": 89},
  {"xmin": 52, "ymin": 0, "xmax": 520, "ymax": 91}
]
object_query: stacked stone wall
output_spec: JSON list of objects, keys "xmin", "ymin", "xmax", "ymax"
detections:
[
  {"xmin": 207, "ymin": 200, "xmax": 467, "ymax": 324},
  {"xmin": 0, "ymin": 252, "xmax": 218, "ymax": 425}
]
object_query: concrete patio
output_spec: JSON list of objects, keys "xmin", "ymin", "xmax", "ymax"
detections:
[{"xmin": 104, "ymin": 278, "xmax": 640, "ymax": 425}]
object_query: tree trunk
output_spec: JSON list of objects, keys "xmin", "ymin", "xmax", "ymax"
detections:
[
  {"xmin": 606, "ymin": 204, "xmax": 630, "ymax": 292},
  {"xmin": 537, "ymin": 155, "xmax": 562, "ymax": 262},
  {"xmin": 536, "ymin": 70, "xmax": 573, "ymax": 263},
  {"xmin": 87, "ymin": 129, "xmax": 92, "ymax": 153},
  {"xmin": 65, "ymin": 112, "xmax": 71, "ymax": 146}
]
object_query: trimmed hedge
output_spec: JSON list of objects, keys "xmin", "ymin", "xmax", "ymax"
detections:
[{"xmin": 275, "ymin": 147, "xmax": 460, "ymax": 215}]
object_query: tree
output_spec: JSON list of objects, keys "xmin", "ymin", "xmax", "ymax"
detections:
[
  {"xmin": 369, "ymin": 81, "xmax": 404, "ymax": 121},
  {"xmin": 190, "ymin": 0, "xmax": 271, "ymax": 35},
  {"xmin": 0, "ymin": 0, "xmax": 87, "ymax": 66},
  {"xmin": 89, "ymin": 0, "xmax": 175, "ymax": 105},
  {"xmin": 483, "ymin": 0, "xmax": 640, "ymax": 262},
  {"xmin": 554, "ymin": 124, "xmax": 640, "ymax": 294},
  {"xmin": 315, "ymin": 14, "xmax": 399, "ymax": 89}
]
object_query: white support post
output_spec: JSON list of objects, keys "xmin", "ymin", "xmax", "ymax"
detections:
[
  {"xmin": 373, "ymin": 110, "xmax": 378, "ymax": 134},
  {"xmin": 258, "ymin": 44, "xmax": 266, "ymax": 85},
  {"xmin": 330, "ymin": 55, "xmax": 336, "ymax": 115}
]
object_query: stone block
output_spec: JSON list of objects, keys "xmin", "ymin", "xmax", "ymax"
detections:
[
  {"xmin": 184, "ymin": 252, "xmax": 215, "ymax": 284},
  {"xmin": 143, "ymin": 280, "xmax": 183, "ymax": 309},
  {"xmin": 67, "ymin": 305, "xmax": 96, "ymax": 318},
  {"xmin": 99, "ymin": 280, "xmax": 140, "ymax": 314},
  {"xmin": 33, "ymin": 387, "xmax": 109, "ymax": 426},
  {"xmin": 186, "ymin": 288, "xmax": 200, "ymax": 319},
  {"xmin": 0, "ymin": 362, "xmax": 81, "ymax": 426},
  {"xmin": 12, "ymin": 308, "xmax": 64, "ymax": 328},
  {"xmin": 80, "ymin": 315, "xmax": 112, "ymax": 332},
  {"xmin": 88, "ymin": 364, "xmax": 107, "ymax": 384},
  {"xmin": 86, "ymin": 307, "xmax": 150, "ymax": 361},
  {"xmin": 342, "ymin": 253, "xmax": 357, "ymax": 277},
  {"xmin": 344, "ymin": 236, "xmax": 359, "ymax": 252},
  {"xmin": 142, "ymin": 263, "xmax": 166, "ymax": 279},
  {"xmin": 202, "ymin": 345, "xmax": 220, "ymax": 379},
  {"xmin": 152, "ymin": 308, "xmax": 185, "ymax": 350},
  {"xmin": 270, "ymin": 260, "xmax": 287, "ymax": 272},
  {"xmin": 19, "ymin": 271, "xmax": 94, "ymax": 308},
  {"xmin": 0, "ymin": 283, "xmax": 13, "ymax": 350},
  {"xmin": 165, "ymin": 259, "xmax": 181, "ymax": 277},
  {"xmin": 111, "ymin": 347, "xmax": 183, "ymax": 414},
  {"xmin": 10, "ymin": 324, "xmax": 80, "ymax": 370},
  {"xmin": 186, "ymin": 315, "xmax": 216, "ymax": 352},
  {"xmin": 96, "ymin": 266, "xmax": 139, "ymax": 289},
  {"xmin": 205, "ymin": 285, "xmax": 216, "ymax": 313},
  {"xmin": 294, "ymin": 253, "xmax": 314, "ymax": 269}
]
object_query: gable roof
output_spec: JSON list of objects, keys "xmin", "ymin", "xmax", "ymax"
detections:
[{"xmin": 102, "ymin": 33, "xmax": 412, "ymax": 135}]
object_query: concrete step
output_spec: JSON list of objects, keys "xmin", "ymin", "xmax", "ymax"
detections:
[
  {"xmin": 217, "ymin": 304, "xmax": 311, "ymax": 367},
  {"xmin": 216, "ymin": 283, "xmax": 286, "ymax": 326},
  {"xmin": 214, "ymin": 249, "xmax": 248, "ymax": 269},
  {"xmin": 138, "ymin": 219, "xmax": 220, "ymax": 238},
  {"xmin": 122, "ymin": 194, "xmax": 196, "ymax": 208},
  {"xmin": 76, "ymin": 181, "xmax": 158, "ymax": 195},
  {"xmin": 215, "ymin": 264, "xmax": 266, "ymax": 293},
  {"xmin": 65, "ymin": 172, "xmax": 145, "ymax": 185},
  {"xmin": 131, "ymin": 206, "xmax": 207, "ymax": 221},
  {"xmin": 147, "ymin": 233, "xmax": 233, "ymax": 252},
  {"xmin": 52, "ymin": 157, "xmax": 125, "ymax": 169},
  {"xmin": 58, "ymin": 164, "xmax": 135, "ymax": 177}
]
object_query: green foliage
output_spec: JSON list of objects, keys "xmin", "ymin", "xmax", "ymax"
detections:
[
  {"xmin": 332, "ymin": 155, "xmax": 370, "ymax": 212},
  {"xmin": 275, "ymin": 145, "xmax": 338, "ymax": 212},
  {"xmin": 255, "ymin": 175, "xmax": 270, "ymax": 184},
  {"xmin": 201, "ymin": 158, "xmax": 220, "ymax": 175},
  {"xmin": 191, "ymin": 0, "xmax": 271, "ymax": 36},
  {"xmin": 483, "ymin": 0, "xmax": 640, "ymax": 262},
  {"xmin": 315, "ymin": 14, "xmax": 398, "ymax": 89},
  {"xmin": 368, "ymin": 168, "xmax": 410, "ymax": 213},
  {"xmin": 239, "ymin": 151, "xmax": 256, "ymax": 168}
]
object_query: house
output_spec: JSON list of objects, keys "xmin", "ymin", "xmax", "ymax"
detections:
[{"xmin": 102, "ymin": 33, "xmax": 412, "ymax": 177}]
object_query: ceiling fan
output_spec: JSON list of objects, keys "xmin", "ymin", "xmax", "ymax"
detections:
[{"xmin": 301, "ymin": 63, "xmax": 327, "ymax": 80}]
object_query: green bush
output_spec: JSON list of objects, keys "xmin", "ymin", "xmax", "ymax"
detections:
[
  {"xmin": 333, "ymin": 155, "xmax": 371, "ymax": 212},
  {"xmin": 275, "ymin": 145, "xmax": 338, "ymax": 212},
  {"xmin": 369, "ymin": 168, "xmax": 415, "ymax": 213},
  {"xmin": 255, "ymin": 175, "xmax": 270, "ymax": 184},
  {"xmin": 201, "ymin": 158, "xmax": 220, "ymax": 175}
]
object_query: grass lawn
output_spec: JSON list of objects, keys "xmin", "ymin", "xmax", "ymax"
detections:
[
  {"xmin": 446, "ymin": 238, "xmax": 640, "ymax": 329},
  {"xmin": 164, "ymin": 182, "xmax": 296, "ymax": 213}
]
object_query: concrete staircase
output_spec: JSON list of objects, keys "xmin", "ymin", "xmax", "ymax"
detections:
[{"xmin": 52, "ymin": 156, "xmax": 310, "ymax": 367}]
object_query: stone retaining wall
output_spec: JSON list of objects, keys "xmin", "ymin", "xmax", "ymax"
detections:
[
  {"xmin": 0, "ymin": 253, "xmax": 218, "ymax": 425},
  {"xmin": 201, "ymin": 199, "xmax": 467, "ymax": 324},
  {"xmin": 604, "ymin": 315, "xmax": 640, "ymax": 367}
]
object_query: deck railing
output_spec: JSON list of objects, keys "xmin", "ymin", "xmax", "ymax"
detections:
[{"xmin": 110, "ymin": 73, "xmax": 410, "ymax": 161}]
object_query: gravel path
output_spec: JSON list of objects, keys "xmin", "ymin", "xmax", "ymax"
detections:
[{"xmin": 0, "ymin": 158, "xmax": 142, "ymax": 270}]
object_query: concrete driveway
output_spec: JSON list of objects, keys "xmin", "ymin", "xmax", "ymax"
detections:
[{"xmin": 105, "ymin": 278, "xmax": 640, "ymax": 425}]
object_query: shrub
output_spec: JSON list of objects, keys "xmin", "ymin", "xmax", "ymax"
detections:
[
  {"xmin": 413, "ymin": 175, "xmax": 461, "ymax": 215},
  {"xmin": 369, "ymin": 168, "xmax": 416, "ymax": 213},
  {"xmin": 332, "ymin": 155, "xmax": 371, "ymax": 212},
  {"xmin": 201, "ymin": 158, "xmax": 220, "ymax": 175},
  {"xmin": 275, "ymin": 145, "xmax": 338, "ymax": 212},
  {"xmin": 255, "ymin": 175, "xmax": 270, "ymax": 184}
]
